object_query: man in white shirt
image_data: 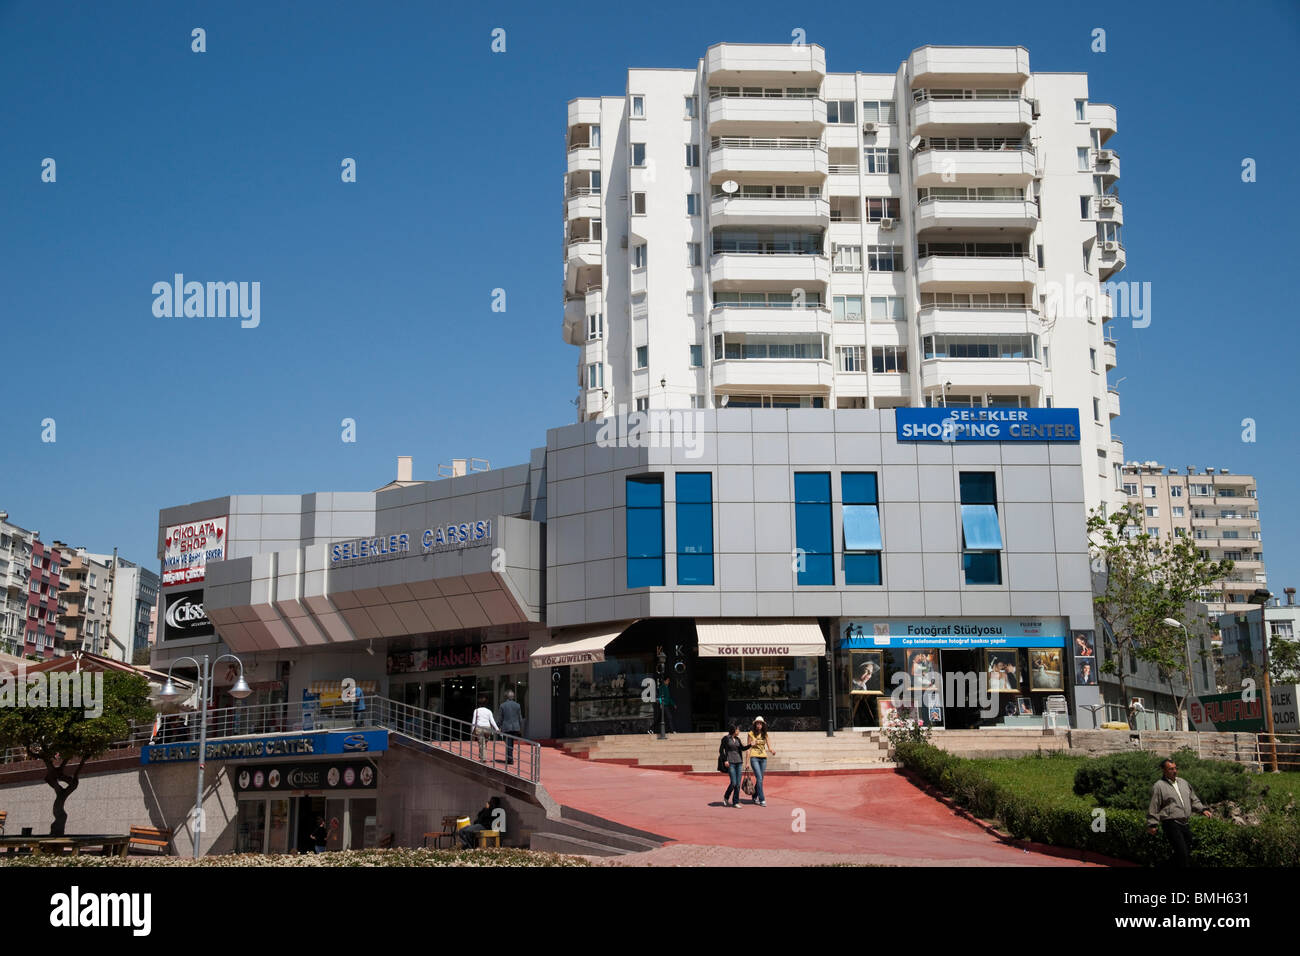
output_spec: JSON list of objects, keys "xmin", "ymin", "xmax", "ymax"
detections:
[{"xmin": 470, "ymin": 695, "xmax": 501, "ymax": 762}]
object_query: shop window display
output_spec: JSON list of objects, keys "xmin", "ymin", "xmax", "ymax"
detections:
[
  {"xmin": 725, "ymin": 657, "xmax": 821, "ymax": 731},
  {"xmin": 568, "ymin": 654, "xmax": 656, "ymax": 729}
]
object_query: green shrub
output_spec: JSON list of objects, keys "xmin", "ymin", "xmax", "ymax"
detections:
[{"xmin": 1072, "ymin": 746, "xmax": 1252, "ymax": 811}]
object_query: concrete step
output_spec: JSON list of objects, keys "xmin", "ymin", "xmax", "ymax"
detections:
[
  {"xmin": 546, "ymin": 817, "xmax": 663, "ymax": 853},
  {"xmin": 529, "ymin": 832, "xmax": 629, "ymax": 857}
]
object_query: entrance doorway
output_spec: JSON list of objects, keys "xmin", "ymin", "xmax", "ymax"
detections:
[
  {"xmin": 691, "ymin": 656, "xmax": 726, "ymax": 732},
  {"xmin": 443, "ymin": 676, "xmax": 476, "ymax": 724}
]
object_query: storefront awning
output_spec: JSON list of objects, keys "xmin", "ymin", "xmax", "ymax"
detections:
[
  {"xmin": 308, "ymin": 679, "xmax": 378, "ymax": 706},
  {"xmin": 696, "ymin": 619, "xmax": 826, "ymax": 658},
  {"xmin": 530, "ymin": 621, "xmax": 635, "ymax": 669}
]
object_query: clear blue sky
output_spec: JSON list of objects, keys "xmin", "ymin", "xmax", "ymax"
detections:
[{"xmin": 2, "ymin": 0, "xmax": 1297, "ymax": 594}]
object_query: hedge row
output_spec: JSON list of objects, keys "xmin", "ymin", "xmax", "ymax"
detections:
[{"xmin": 894, "ymin": 741, "xmax": 1300, "ymax": 867}]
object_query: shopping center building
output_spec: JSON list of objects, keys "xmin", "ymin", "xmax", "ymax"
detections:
[{"xmin": 154, "ymin": 406, "xmax": 1101, "ymax": 751}]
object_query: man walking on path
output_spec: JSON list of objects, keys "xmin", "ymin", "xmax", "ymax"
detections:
[
  {"xmin": 499, "ymin": 690, "xmax": 523, "ymax": 766},
  {"xmin": 1146, "ymin": 757, "xmax": 1212, "ymax": 867}
]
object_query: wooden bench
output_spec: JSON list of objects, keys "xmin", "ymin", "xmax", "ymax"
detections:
[
  {"xmin": 422, "ymin": 816, "xmax": 460, "ymax": 850},
  {"xmin": 477, "ymin": 830, "xmax": 501, "ymax": 849},
  {"xmin": 127, "ymin": 826, "xmax": 172, "ymax": 856}
]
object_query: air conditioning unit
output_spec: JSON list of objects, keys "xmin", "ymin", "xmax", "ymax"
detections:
[
  {"xmin": 878, "ymin": 217, "xmax": 895, "ymax": 230},
  {"xmin": 862, "ymin": 121, "xmax": 877, "ymax": 133},
  {"xmin": 1096, "ymin": 149, "xmax": 1113, "ymax": 163},
  {"xmin": 1103, "ymin": 241, "xmax": 1119, "ymax": 252},
  {"xmin": 1101, "ymin": 196, "xmax": 1117, "ymax": 208},
  {"xmin": 1029, "ymin": 99, "xmax": 1041, "ymax": 119}
]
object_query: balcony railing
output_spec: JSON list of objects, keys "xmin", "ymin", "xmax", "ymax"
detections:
[
  {"xmin": 566, "ymin": 186, "xmax": 601, "ymax": 197},
  {"xmin": 707, "ymin": 88, "xmax": 819, "ymax": 101},
  {"xmin": 916, "ymin": 194, "xmax": 1027, "ymax": 204},
  {"xmin": 914, "ymin": 137, "xmax": 1033, "ymax": 153},
  {"xmin": 828, "ymin": 164, "xmax": 858, "ymax": 174},
  {"xmin": 712, "ymin": 239, "xmax": 823, "ymax": 255},
  {"xmin": 912, "ymin": 89, "xmax": 1026, "ymax": 103},
  {"xmin": 710, "ymin": 136, "xmax": 823, "ymax": 150},
  {"xmin": 917, "ymin": 243, "xmax": 1027, "ymax": 258}
]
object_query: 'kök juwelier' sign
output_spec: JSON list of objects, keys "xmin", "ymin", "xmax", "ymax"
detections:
[{"xmin": 896, "ymin": 408, "xmax": 1080, "ymax": 442}]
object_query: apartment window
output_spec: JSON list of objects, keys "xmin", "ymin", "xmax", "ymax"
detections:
[
  {"xmin": 1146, "ymin": 507, "xmax": 1159, "ymax": 518},
  {"xmin": 832, "ymin": 244, "xmax": 862, "ymax": 272},
  {"xmin": 833, "ymin": 295, "xmax": 864, "ymax": 322},
  {"xmin": 1272, "ymin": 622, "xmax": 1296, "ymax": 641},
  {"xmin": 842, "ymin": 473, "xmax": 882, "ymax": 585},
  {"xmin": 1077, "ymin": 146, "xmax": 1091, "ymax": 171},
  {"xmin": 688, "ymin": 345, "xmax": 703, "ymax": 367},
  {"xmin": 1144, "ymin": 485, "xmax": 1156, "ymax": 498},
  {"xmin": 870, "ymin": 296, "xmax": 904, "ymax": 322},
  {"xmin": 867, "ymin": 245, "xmax": 903, "ymax": 272},
  {"xmin": 688, "ymin": 242, "xmax": 702, "ymax": 267},
  {"xmin": 686, "ymin": 144, "xmax": 700, "ymax": 167},
  {"xmin": 626, "ymin": 477, "xmax": 664, "ymax": 588},
  {"xmin": 691, "ymin": 394, "xmax": 706, "ymax": 409},
  {"xmin": 1042, "ymin": 346, "xmax": 1051, "ymax": 370},
  {"xmin": 860, "ymin": 101, "xmax": 897, "ymax": 124},
  {"xmin": 960, "ymin": 472, "xmax": 1003, "ymax": 585},
  {"xmin": 635, "ymin": 346, "xmax": 649, "ymax": 370},
  {"xmin": 794, "ymin": 473, "xmax": 833, "ymax": 586},
  {"xmin": 865, "ymin": 197, "xmax": 901, "ymax": 222},
  {"xmin": 590, "ymin": 125, "xmax": 601, "ymax": 147},
  {"xmin": 871, "ymin": 346, "xmax": 907, "ymax": 373},
  {"xmin": 632, "ymin": 244, "xmax": 647, "ymax": 269},
  {"xmin": 687, "ymin": 193, "xmax": 700, "ymax": 216},
  {"xmin": 631, "ymin": 95, "xmax": 645, "ymax": 118},
  {"xmin": 836, "ymin": 346, "xmax": 867, "ymax": 372},
  {"xmin": 1092, "ymin": 397, "xmax": 1101, "ymax": 420},
  {"xmin": 676, "ymin": 473, "xmax": 714, "ymax": 586},
  {"xmin": 1222, "ymin": 530, "xmax": 1240, "ymax": 540},
  {"xmin": 87, "ymin": 596, "xmax": 95, "ymax": 612},
  {"xmin": 635, "ymin": 397, "xmax": 649, "ymax": 412},
  {"xmin": 632, "ymin": 192, "xmax": 647, "ymax": 215},
  {"xmin": 1090, "ymin": 348, "xmax": 1097, "ymax": 371},
  {"xmin": 1172, "ymin": 506, "xmax": 1185, "ymax": 517},
  {"xmin": 863, "ymin": 148, "xmax": 900, "ymax": 174},
  {"xmin": 1170, "ymin": 486, "xmax": 1184, "ymax": 498},
  {"xmin": 1080, "ymin": 196, "xmax": 1091, "ymax": 219},
  {"xmin": 1075, "ymin": 99, "xmax": 1088, "ymax": 121},
  {"xmin": 587, "ymin": 363, "xmax": 603, "ymax": 389},
  {"xmin": 587, "ymin": 313, "xmax": 603, "ymax": 340},
  {"xmin": 1036, "ymin": 245, "xmax": 1045, "ymax": 268},
  {"xmin": 1224, "ymin": 550, "xmax": 1243, "ymax": 561},
  {"xmin": 826, "ymin": 100, "xmax": 856, "ymax": 124},
  {"xmin": 1175, "ymin": 527, "xmax": 1186, "ymax": 537},
  {"xmin": 684, "ymin": 95, "xmax": 697, "ymax": 119},
  {"xmin": 631, "ymin": 143, "xmax": 646, "ymax": 167},
  {"xmin": 922, "ymin": 334, "xmax": 1039, "ymax": 359},
  {"xmin": 88, "ymin": 573, "xmax": 97, "ymax": 588}
]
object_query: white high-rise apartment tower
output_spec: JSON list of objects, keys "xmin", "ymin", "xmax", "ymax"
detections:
[{"xmin": 562, "ymin": 43, "xmax": 1127, "ymax": 514}]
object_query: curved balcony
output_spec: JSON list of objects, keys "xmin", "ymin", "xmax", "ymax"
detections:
[
  {"xmin": 1089, "ymin": 103, "xmax": 1118, "ymax": 144},
  {"xmin": 908, "ymin": 46, "xmax": 1030, "ymax": 86},
  {"xmin": 918, "ymin": 305, "xmax": 1041, "ymax": 338},
  {"xmin": 567, "ymin": 98, "xmax": 601, "ymax": 128},
  {"xmin": 916, "ymin": 255, "xmax": 1036, "ymax": 288},
  {"xmin": 912, "ymin": 97, "xmax": 1032, "ymax": 133},
  {"xmin": 1103, "ymin": 339, "xmax": 1117, "ymax": 370},
  {"xmin": 709, "ymin": 138, "xmax": 827, "ymax": 179},
  {"xmin": 913, "ymin": 146, "xmax": 1035, "ymax": 185},
  {"xmin": 712, "ymin": 359, "xmax": 833, "ymax": 391},
  {"xmin": 1098, "ymin": 242, "xmax": 1126, "ymax": 280},
  {"xmin": 562, "ymin": 296, "xmax": 585, "ymax": 346},
  {"xmin": 705, "ymin": 43, "xmax": 826, "ymax": 82},
  {"xmin": 919, "ymin": 357, "xmax": 1043, "ymax": 392},
  {"xmin": 1107, "ymin": 388, "xmax": 1121, "ymax": 419},
  {"xmin": 566, "ymin": 190, "xmax": 601, "ymax": 221},
  {"xmin": 564, "ymin": 240, "xmax": 602, "ymax": 295},
  {"xmin": 710, "ymin": 252, "xmax": 830, "ymax": 290},
  {"xmin": 1094, "ymin": 149, "xmax": 1120, "ymax": 181},
  {"xmin": 711, "ymin": 306, "xmax": 832, "ymax": 338},
  {"xmin": 707, "ymin": 95, "xmax": 826, "ymax": 133},
  {"xmin": 915, "ymin": 198, "xmax": 1038, "ymax": 231},
  {"xmin": 709, "ymin": 194, "xmax": 829, "ymax": 229},
  {"xmin": 567, "ymin": 146, "xmax": 600, "ymax": 176},
  {"xmin": 1092, "ymin": 195, "xmax": 1124, "ymax": 227}
]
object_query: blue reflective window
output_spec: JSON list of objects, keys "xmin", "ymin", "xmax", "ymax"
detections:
[
  {"xmin": 795, "ymin": 472, "xmax": 833, "ymax": 585},
  {"xmin": 626, "ymin": 477, "xmax": 664, "ymax": 587},
  {"xmin": 960, "ymin": 504, "xmax": 1003, "ymax": 550},
  {"xmin": 959, "ymin": 472, "xmax": 997, "ymax": 505},
  {"xmin": 963, "ymin": 551, "xmax": 1002, "ymax": 585},
  {"xmin": 843, "ymin": 504, "xmax": 882, "ymax": 551},
  {"xmin": 844, "ymin": 553, "xmax": 882, "ymax": 585},
  {"xmin": 842, "ymin": 472, "xmax": 878, "ymax": 505},
  {"xmin": 676, "ymin": 473, "xmax": 713, "ymax": 585}
]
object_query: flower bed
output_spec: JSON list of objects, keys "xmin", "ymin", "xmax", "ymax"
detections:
[{"xmin": 0, "ymin": 848, "xmax": 590, "ymax": 867}]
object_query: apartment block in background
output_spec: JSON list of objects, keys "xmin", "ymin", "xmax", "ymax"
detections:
[
  {"xmin": 1120, "ymin": 461, "xmax": 1266, "ymax": 616},
  {"xmin": 0, "ymin": 512, "xmax": 66, "ymax": 660},
  {"xmin": 562, "ymin": 43, "xmax": 1127, "ymax": 515},
  {"xmin": 55, "ymin": 546, "xmax": 116, "ymax": 658}
]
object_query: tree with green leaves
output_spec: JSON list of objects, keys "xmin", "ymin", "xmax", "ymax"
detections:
[
  {"xmin": 1088, "ymin": 506, "xmax": 1234, "ymax": 728},
  {"xmin": 1268, "ymin": 631, "xmax": 1300, "ymax": 686},
  {"xmin": 0, "ymin": 670, "xmax": 154, "ymax": 836}
]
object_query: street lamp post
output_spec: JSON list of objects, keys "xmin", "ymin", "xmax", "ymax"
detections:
[
  {"xmin": 1162, "ymin": 618, "xmax": 1197, "ymax": 732},
  {"xmin": 1251, "ymin": 589, "xmax": 1278, "ymax": 772},
  {"xmin": 158, "ymin": 654, "xmax": 251, "ymax": 858}
]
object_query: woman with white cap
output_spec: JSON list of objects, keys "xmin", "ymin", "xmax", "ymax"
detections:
[{"xmin": 745, "ymin": 716, "xmax": 776, "ymax": 806}]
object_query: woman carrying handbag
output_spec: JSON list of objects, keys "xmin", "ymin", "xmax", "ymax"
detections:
[
  {"xmin": 717, "ymin": 724, "xmax": 750, "ymax": 808},
  {"xmin": 745, "ymin": 716, "xmax": 775, "ymax": 806}
]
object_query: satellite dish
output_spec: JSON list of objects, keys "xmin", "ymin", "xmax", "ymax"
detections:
[
  {"xmin": 721, "ymin": 180, "xmax": 739, "ymax": 195},
  {"xmin": 720, "ymin": 395, "xmax": 730, "ymax": 407},
  {"xmin": 908, "ymin": 135, "xmax": 921, "ymax": 151}
]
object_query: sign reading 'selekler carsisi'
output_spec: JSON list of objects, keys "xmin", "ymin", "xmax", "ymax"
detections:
[
  {"xmin": 896, "ymin": 408, "xmax": 1080, "ymax": 442},
  {"xmin": 330, "ymin": 520, "xmax": 493, "ymax": 566}
]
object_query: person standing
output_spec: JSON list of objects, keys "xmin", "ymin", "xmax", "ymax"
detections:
[
  {"xmin": 746, "ymin": 716, "xmax": 776, "ymax": 806},
  {"xmin": 309, "ymin": 815, "xmax": 337, "ymax": 853},
  {"xmin": 1146, "ymin": 758, "xmax": 1212, "ymax": 867},
  {"xmin": 718, "ymin": 724, "xmax": 751, "ymax": 807},
  {"xmin": 470, "ymin": 695, "xmax": 501, "ymax": 762},
  {"xmin": 657, "ymin": 678, "xmax": 677, "ymax": 734},
  {"xmin": 498, "ymin": 689, "xmax": 523, "ymax": 766}
]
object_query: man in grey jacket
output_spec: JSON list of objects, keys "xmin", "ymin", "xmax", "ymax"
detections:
[
  {"xmin": 1146, "ymin": 758, "xmax": 1212, "ymax": 867},
  {"xmin": 498, "ymin": 690, "xmax": 523, "ymax": 766}
]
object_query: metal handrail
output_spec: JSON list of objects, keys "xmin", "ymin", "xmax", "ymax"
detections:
[
  {"xmin": 916, "ymin": 194, "xmax": 1030, "ymax": 204},
  {"xmin": 915, "ymin": 137, "xmax": 1033, "ymax": 153},
  {"xmin": 912, "ymin": 89, "xmax": 1027, "ymax": 103},
  {"xmin": 710, "ymin": 136, "xmax": 824, "ymax": 150},
  {"xmin": 711, "ymin": 242, "xmax": 823, "ymax": 255},
  {"xmin": 917, "ymin": 247, "xmax": 1029, "ymax": 259},
  {"xmin": 712, "ymin": 192, "xmax": 824, "ymax": 201},
  {"xmin": 707, "ymin": 88, "xmax": 818, "ymax": 101},
  {"xmin": 918, "ymin": 302, "xmax": 1036, "ymax": 313}
]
